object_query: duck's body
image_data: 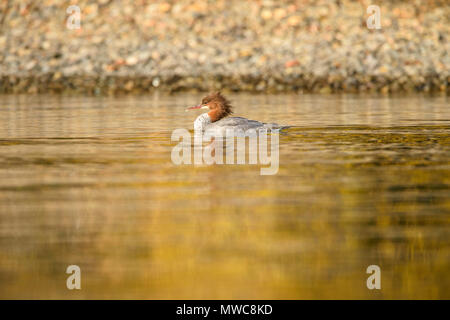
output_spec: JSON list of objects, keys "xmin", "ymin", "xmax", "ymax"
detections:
[
  {"xmin": 188, "ymin": 92, "xmax": 282, "ymax": 136},
  {"xmin": 194, "ymin": 113, "xmax": 279, "ymax": 135}
]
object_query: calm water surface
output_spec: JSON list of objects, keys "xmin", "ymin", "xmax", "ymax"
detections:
[{"xmin": 0, "ymin": 94, "xmax": 449, "ymax": 299}]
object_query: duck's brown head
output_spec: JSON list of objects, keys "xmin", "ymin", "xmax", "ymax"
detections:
[{"xmin": 186, "ymin": 92, "xmax": 233, "ymax": 122}]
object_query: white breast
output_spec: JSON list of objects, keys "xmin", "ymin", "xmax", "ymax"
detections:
[{"xmin": 194, "ymin": 113, "xmax": 211, "ymax": 132}]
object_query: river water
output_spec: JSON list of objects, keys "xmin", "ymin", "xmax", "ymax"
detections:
[{"xmin": 0, "ymin": 93, "xmax": 449, "ymax": 299}]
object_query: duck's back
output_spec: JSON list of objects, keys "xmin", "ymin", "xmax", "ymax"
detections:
[{"xmin": 205, "ymin": 117, "xmax": 280, "ymax": 135}]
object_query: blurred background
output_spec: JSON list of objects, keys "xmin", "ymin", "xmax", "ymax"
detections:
[{"xmin": 0, "ymin": 0, "xmax": 448, "ymax": 94}]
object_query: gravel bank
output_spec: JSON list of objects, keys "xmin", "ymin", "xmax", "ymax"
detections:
[{"xmin": 0, "ymin": 0, "xmax": 449, "ymax": 94}]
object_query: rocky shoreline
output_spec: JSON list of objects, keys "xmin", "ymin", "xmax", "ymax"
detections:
[{"xmin": 0, "ymin": 0, "xmax": 448, "ymax": 94}]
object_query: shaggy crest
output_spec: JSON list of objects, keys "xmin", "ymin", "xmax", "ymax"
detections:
[{"xmin": 202, "ymin": 92, "xmax": 233, "ymax": 121}]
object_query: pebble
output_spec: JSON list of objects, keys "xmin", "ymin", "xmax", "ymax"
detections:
[
  {"xmin": 0, "ymin": 0, "xmax": 448, "ymax": 94},
  {"xmin": 126, "ymin": 56, "xmax": 139, "ymax": 66},
  {"xmin": 152, "ymin": 77, "xmax": 160, "ymax": 87}
]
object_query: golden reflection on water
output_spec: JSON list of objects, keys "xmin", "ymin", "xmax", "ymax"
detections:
[{"xmin": 0, "ymin": 94, "xmax": 449, "ymax": 299}]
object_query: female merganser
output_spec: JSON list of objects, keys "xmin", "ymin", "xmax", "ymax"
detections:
[{"xmin": 186, "ymin": 92, "xmax": 281, "ymax": 135}]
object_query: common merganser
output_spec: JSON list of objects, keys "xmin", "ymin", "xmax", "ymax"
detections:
[{"xmin": 186, "ymin": 92, "xmax": 282, "ymax": 135}]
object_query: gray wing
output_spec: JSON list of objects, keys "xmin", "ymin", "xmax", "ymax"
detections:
[
  {"xmin": 210, "ymin": 117, "xmax": 266, "ymax": 129},
  {"xmin": 204, "ymin": 117, "xmax": 283, "ymax": 137}
]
